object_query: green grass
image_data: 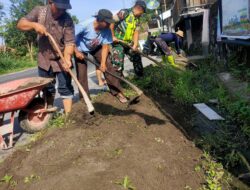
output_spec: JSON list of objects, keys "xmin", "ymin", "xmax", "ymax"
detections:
[{"xmin": 0, "ymin": 52, "xmax": 36, "ymax": 75}]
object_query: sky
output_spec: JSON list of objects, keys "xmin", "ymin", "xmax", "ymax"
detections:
[
  {"xmin": 1, "ymin": 0, "xmax": 136, "ymax": 21},
  {"xmin": 0, "ymin": 0, "xmax": 136, "ymax": 45},
  {"xmin": 69, "ymin": 0, "xmax": 135, "ymax": 22}
]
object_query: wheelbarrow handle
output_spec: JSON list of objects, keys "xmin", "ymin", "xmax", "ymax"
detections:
[
  {"xmin": 45, "ymin": 32, "xmax": 95, "ymax": 114},
  {"xmin": 84, "ymin": 56, "xmax": 143, "ymax": 96}
]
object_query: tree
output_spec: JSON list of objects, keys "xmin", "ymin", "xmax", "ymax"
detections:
[
  {"xmin": 71, "ymin": 15, "xmax": 79, "ymax": 25},
  {"xmin": 3, "ymin": 0, "xmax": 43, "ymax": 57},
  {"xmin": 0, "ymin": 2, "xmax": 5, "ymax": 22}
]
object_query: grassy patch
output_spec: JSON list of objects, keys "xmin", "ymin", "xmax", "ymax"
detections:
[
  {"xmin": 0, "ymin": 52, "xmax": 36, "ymax": 75},
  {"xmin": 132, "ymin": 60, "xmax": 222, "ymax": 105}
]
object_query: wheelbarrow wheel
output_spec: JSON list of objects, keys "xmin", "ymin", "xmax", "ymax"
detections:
[{"xmin": 18, "ymin": 98, "xmax": 53, "ymax": 133}]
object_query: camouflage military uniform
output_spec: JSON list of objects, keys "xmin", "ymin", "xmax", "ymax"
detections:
[{"xmin": 111, "ymin": 43, "xmax": 143, "ymax": 76}]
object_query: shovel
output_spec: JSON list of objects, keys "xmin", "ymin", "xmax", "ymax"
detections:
[
  {"xmin": 120, "ymin": 41, "xmax": 198, "ymax": 69},
  {"xmin": 118, "ymin": 40, "xmax": 164, "ymax": 67},
  {"xmin": 46, "ymin": 32, "xmax": 95, "ymax": 114},
  {"xmin": 84, "ymin": 56, "xmax": 143, "ymax": 105}
]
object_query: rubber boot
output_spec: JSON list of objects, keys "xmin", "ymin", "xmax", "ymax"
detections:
[{"xmin": 167, "ymin": 55, "xmax": 178, "ymax": 67}]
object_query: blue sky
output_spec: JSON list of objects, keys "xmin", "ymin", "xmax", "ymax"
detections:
[
  {"xmin": 2, "ymin": 0, "xmax": 136, "ymax": 21},
  {"xmin": 69, "ymin": 0, "xmax": 135, "ymax": 22},
  {"xmin": 0, "ymin": 0, "xmax": 136, "ymax": 44}
]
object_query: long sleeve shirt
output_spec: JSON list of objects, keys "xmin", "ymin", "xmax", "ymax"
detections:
[{"xmin": 159, "ymin": 33, "xmax": 182, "ymax": 54}]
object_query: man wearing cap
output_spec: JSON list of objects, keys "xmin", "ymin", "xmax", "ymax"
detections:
[
  {"xmin": 110, "ymin": 0, "xmax": 146, "ymax": 77},
  {"xmin": 75, "ymin": 9, "xmax": 128, "ymax": 103},
  {"xmin": 155, "ymin": 30, "xmax": 184, "ymax": 67},
  {"xmin": 17, "ymin": 0, "xmax": 75, "ymax": 114}
]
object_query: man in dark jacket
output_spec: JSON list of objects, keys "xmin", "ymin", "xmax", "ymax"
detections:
[{"xmin": 155, "ymin": 30, "xmax": 184, "ymax": 67}]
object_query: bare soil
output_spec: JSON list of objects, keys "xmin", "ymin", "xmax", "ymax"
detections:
[{"xmin": 0, "ymin": 93, "xmax": 205, "ymax": 190}]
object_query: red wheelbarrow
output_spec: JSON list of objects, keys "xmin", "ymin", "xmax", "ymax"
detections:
[{"xmin": 0, "ymin": 77, "xmax": 57, "ymax": 150}]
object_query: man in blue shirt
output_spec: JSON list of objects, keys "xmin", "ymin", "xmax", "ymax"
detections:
[
  {"xmin": 75, "ymin": 9, "xmax": 128, "ymax": 103},
  {"xmin": 155, "ymin": 30, "xmax": 184, "ymax": 67}
]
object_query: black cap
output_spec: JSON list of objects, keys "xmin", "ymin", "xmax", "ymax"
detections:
[
  {"xmin": 94, "ymin": 9, "xmax": 115, "ymax": 24},
  {"xmin": 53, "ymin": 0, "xmax": 72, "ymax": 9},
  {"xmin": 134, "ymin": 0, "xmax": 147, "ymax": 13}
]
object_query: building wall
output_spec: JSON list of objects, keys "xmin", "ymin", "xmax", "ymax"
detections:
[{"xmin": 172, "ymin": 0, "xmax": 217, "ymax": 24}]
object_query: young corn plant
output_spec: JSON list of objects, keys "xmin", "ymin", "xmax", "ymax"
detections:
[{"xmin": 115, "ymin": 176, "xmax": 136, "ymax": 190}]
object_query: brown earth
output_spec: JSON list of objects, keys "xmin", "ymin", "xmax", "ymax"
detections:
[{"xmin": 0, "ymin": 93, "xmax": 205, "ymax": 190}]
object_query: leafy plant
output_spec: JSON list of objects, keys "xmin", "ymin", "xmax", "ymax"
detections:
[
  {"xmin": 123, "ymin": 89, "xmax": 137, "ymax": 98},
  {"xmin": 24, "ymin": 174, "xmax": 40, "ymax": 184},
  {"xmin": 106, "ymin": 148, "xmax": 123, "ymax": 159},
  {"xmin": 30, "ymin": 131, "xmax": 45, "ymax": 143},
  {"xmin": 1, "ymin": 174, "xmax": 13, "ymax": 184},
  {"xmin": 115, "ymin": 176, "xmax": 136, "ymax": 190},
  {"xmin": 49, "ymin": 113, "xmax": 66, "ymax": 129},
  {"xmin": 0, "ymin": 174, "xmax": 17, "ymax": 187},
  {"xmin": 198, "ymin": 152, "xmax": 232, "ymax": 190}
]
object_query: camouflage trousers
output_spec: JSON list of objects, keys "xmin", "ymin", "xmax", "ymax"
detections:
[{"xmin": 111, "ymin": 43, "xmax": 144, "ymax": 77}]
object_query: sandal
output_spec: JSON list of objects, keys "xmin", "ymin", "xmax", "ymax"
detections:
[{"xmin": 116, "ymin": 94, "xmax": 128, "ymax": 104}]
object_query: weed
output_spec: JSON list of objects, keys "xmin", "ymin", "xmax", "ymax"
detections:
[
  {"xmin": 0, "ymin": 174, "xmax": 13, "ymax": 184},
  {"xmin": 106, "ymin": 148, "xmax": 123, "ymax": 159},
  {"xmin": 30, "ymin": 131, "xmax": 45, "ymax": 143},
  {"xmin": 154, "ymin": 137, "xmax": 164, "ymax": 144},
  {"xmin": 49, "ymin": 113, "xmax": 65, "ymax": 129},
  {"xmin": 29, "ymin": 114, "xmax": 66, "ymax": 143},
  {"xmin": 198, "ymin": 152, "xmax": 232, "ymax": 190},
  {"xmin": 123, "ymin": 89, "xmax": 137, "ymax": 98},
  {"xmin": 185, "ymin": 185, "xmax": 193, "ymax": 190},
  {"xmin": 25, "ymin": 145, "xmax": 32, "ymax": 152},
  {"xmin": 0, "ymin": 174, "xmax": 17, "ymax": 187},
  {"xmin": 24, "ymin": 174, "xmax": 40, "ymax": 184},
  {"xmin": 115, "ymin": 176, "xmax": 136, "ymax": 190},
  {"xmin": 114, "ymin": 148, "xmax": 123, "ymax": 156}
]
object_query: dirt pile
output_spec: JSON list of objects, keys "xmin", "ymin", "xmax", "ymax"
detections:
[{"xmin": 0, "ymin": 93, "xmax": 204, "ymax": 190}]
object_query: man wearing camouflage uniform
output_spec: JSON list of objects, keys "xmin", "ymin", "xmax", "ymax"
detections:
[{"xmin": 110, "ymin": 0, "xmax": 146, "ymax": 77}]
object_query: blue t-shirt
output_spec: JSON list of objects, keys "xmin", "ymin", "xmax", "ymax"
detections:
[{"xmin": 75, "ymin": 19, "xmax": 113, "ymax": 53}]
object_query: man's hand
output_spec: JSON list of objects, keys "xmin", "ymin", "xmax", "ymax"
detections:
[
  {"xmin": 177, "ymin": 54, "xmax": 184, "ymax": 58},
  {"xmin": 63, "ymin": 60, "xmax": 72, "ymax": 72},
  {"xmin": 33, "ymin": 23, "xmax": 47, "ymax": 35},
  {"xmin": 112, "ymin": 36, "xmax": 119, "ymax": 43},
  {"xmin": 132, "ymin": 44, "xmax": 138, "ymax": 52},
  {"xmin": 100, "ymin": 63, "xmax": 106, "ymax": 72},
  {"xmin": 75, "ymin": 49, "xmax": 85, "ymax": 60}
]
